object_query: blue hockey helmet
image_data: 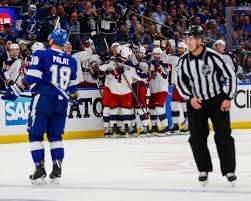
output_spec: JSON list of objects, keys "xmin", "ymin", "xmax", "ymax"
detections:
[{"xmin": 48, "ymin": 28, "xmax": 68, "ymax": 46}]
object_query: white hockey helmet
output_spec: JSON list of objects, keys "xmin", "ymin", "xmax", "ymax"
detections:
[
  {"xmin": 111, "ymin": 42, "xmax": 120, "ymax": 49},
  {"xmin": 136, "ymin": 45, "xmax": 146, "ymax": 54},
  {"xmin": 178, "ymin": 42, "xmax": 188, "ymax": 50},
  {"xmin": 10, "ymin": 43, "xmax": 20, "ymax": 58},
  {"xmin": 214, "ymin": 39, "xmax": 226, "ymax": 47},
  {"xmin": 120, "ymin": 46, "xmax": 133, "ymax": 59},
  {"xmin": 153, "ymin": 40, "xmax": 161, "ymax": 46},
  {"xmin": 152, "ymin": 47, "xmax": 163, "ymax": 54},
  {"xmin": 10, "ymin": 43, "xmax": 20, "ymax": 50},
  {"xmin": 31, "ymin": 42, "xmax": 45, "ymax": 53}
]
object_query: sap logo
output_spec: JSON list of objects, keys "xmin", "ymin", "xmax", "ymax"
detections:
[{"xmin": 5, "ymin": 98, "xmax": 31, "ymax": 126}]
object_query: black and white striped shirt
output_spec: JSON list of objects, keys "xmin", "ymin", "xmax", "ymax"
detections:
[{"xmin": 176, "ymin": 46, "xmax": 237, "ymax": 101}]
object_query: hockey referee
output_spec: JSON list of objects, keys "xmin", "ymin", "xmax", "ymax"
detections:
[{"xmin": 176, "ymin": 25, "xmax": 237, "ymax": 186}]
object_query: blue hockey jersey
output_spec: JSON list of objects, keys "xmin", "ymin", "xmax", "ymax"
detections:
[{"xmin": 24, "ymin": 48, "xmax": 78, "ymax": 100}]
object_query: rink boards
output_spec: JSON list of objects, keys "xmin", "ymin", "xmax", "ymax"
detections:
[{"xmin": 0, "ymin": 84, "xmax": 251, "ymax": 144}]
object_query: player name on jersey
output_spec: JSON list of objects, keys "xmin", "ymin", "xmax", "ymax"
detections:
[{"xmin": 53, "ymin": 56, "xmax": 69, "ymax": 65}]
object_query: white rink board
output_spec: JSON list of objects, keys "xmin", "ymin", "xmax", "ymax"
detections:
[
  {"xmin": 0, "ymin": 89, "xmax": 104, "ymax": 136},
  {"xmin": 0, "ymin": 84, "xmax": 250, "ymax": 136}
]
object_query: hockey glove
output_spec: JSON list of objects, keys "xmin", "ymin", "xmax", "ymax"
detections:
[
  {"xmin": 114, "ymin": 67, "xmax": 124, "ymax": 76},
  {"xmin": 69, "ymin": 91, "xmax": 81, "ymax": 108},
  {"xmin": 1, "ymin": 84, "xmax": 23, "ymax": 101}
]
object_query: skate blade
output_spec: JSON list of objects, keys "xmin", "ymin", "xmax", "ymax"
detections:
[
  {"xmin": 229, "ymin": 180, "xmax": 236, "ymax": 187},
  {"xmin": 50, "ymin": 177, "xmax": 60, "ymax": 184},
  {"xmin": 112, "ymin": 134, "xmax": 119, "ymax": 138},
  {"xmin": 157, "ymin": 132, "xmax": 171, "ymax": 137},
  {"xmin": 200, "ymin": 179, "xmax": 208, "ymax": 187},
  {"xmin": 138, "ymin": 134, "xmax": 147, "ymax": 138},
  {"xmin": 31, "ymin": 177, "xmax": 47, "ymax": 185}
]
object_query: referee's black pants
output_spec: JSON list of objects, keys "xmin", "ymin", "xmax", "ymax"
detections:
[{"xmin": 187, "ymin": 94, "xmax": 236, "ymax": 176}]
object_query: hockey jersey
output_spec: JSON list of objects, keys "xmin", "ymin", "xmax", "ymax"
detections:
[
  {"xmin": 149, "ymin": 59, "xmax": 169, "ymax": 94},
  {"xmin": 99, "ymin": 57, "xmax": 147, "ymax": 95},
  {"xmin": 24, "ymin": 48, "xmax": 78, "ymax": 100}
]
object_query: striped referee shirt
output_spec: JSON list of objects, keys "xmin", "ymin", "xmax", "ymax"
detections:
[{"xmin": 176, "ymin": 46, "xmax": 237, "ymax": 101}]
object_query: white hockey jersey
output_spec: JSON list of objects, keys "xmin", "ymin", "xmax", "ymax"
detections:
[
  {"xmin": 165, "ymin": 53, "xmax": 180, "ymax": 84},
  {"xmin": 72, "ymin": 50, "xmax": 101, "ymax": 84},
  {"xmin": 4, "ymin": 58, "xmax": 26, "ymax": 83},
  {"xmin": 99, "ymin": 58, "xmax": 147, "ymax": 95},
  {"xmin": 149, "ymin": 60, "xmax": 169, "ymax": 94}
]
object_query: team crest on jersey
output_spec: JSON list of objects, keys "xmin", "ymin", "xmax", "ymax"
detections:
[{"xmin": 201, "ymin": 65, "xmax": 212, "ymax": 76}]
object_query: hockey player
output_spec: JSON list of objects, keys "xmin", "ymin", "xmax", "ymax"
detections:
[
  {"xmin": 213, "ymin": 39, "xmax": 238, "ymax": 73},
  {"xmin": 149, "ymin": 47, "xmax": 170, "ymax": 136},
  {"xmin": 72, "ymin": 37, "xmax": 101, "ymax": 87},
  {"xmin": 2, "ymin": 28, "xmax": 78, "ymax": 184},
  {"xmin": 3, "ymin": 43, "xmax": 21, "ymax": 86},
  {"xmin": 100, "ymin": 42, "xmax": 121, "ymax": 137},
  {"xmin": 131, "ymin": 45, "xmax": 150, "ymax": 137},
  {"xmin": 99, "ymin": 46, "xmax": 148, "ymax": 138},
  {"xmin": 63, "ymin": 41, "xmax": 73, "ymax": 55},
  {"xmin": 168, "ymin": 42, "xmax": 189, "ymax": 135}
]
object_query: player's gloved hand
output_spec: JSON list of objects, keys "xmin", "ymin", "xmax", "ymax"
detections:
[
  {"xmin": 1, "ymin": 84, "xmax": 23, "ymax": 101},
  {"xmin": 114, "ymin": 67, "xmax": 124, "ymax": 76},
  {"xmin": 6, "ymin": 79, "xmax": 14, "ymax": 86},
  {"xmin": 152, "ymin": 60, "xmax": 161, "ymax": 72},
  {"xmin": 146, "ymin": 70, "xmax": 152, "ymax": 80},
  {"xmin": 68, "ymin": 91, "xmax": 81, "ymax": 107}
]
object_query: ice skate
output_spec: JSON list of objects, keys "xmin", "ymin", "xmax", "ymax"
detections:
[
  {"xmin": 138, "ymin": 126, "xmax": 149, "ymax": 137},
  {"xmin": 30, "ymin": 161, "xmax": 47, "ymax": 185},
  {"xmin": 49, "ymin": 160, "xmax": 62, "ymax": 184},
  {"xmin": 111, "ymin": 124, "xmax": 120, "ymax": 138},
  {"xmin": 169, "ymin": 123, "xmax": 179, "ymax": 135},
  {"xmin": 104, "ymin": 128, "xmax": 111, "ymax": 138},
  {"xmin": 198, "ymin": 172, "xmax": 208, "ymax": 187},
  {"xmin": 179, "ymin": 126, "xmax": 189, "ymax": 135},
  {"xmin": 130, "ymin": 124, "xmax": 138, "ymax": 137},
  {"xmin": 150, "ymin": 125, "xmax": 159, "ymax": 135},
  {"xmin": 124, "ymin": 124, "xmax": 132, "ymax": 138},
  {"xmin": 157, "ymin": 126, "xmax": 171, "ymax": 137},
  {"xmin": 226, "ymin": 173, "xmax": 237, "ymax": 187}
]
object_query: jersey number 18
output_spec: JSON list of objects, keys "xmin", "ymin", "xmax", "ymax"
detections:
[{"xmin": 50, "ymin": 64, "xmax": 71, "ymax": 90}]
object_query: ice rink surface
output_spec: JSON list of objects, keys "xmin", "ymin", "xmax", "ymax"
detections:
[{"xmin": 1, "ymin": 130, "xmax": 251, "ymax": 201}]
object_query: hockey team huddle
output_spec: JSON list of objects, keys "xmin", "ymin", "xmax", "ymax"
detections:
[{"xmin": 1, "ymin": 35, "xmax": 191, "ymax": 138}]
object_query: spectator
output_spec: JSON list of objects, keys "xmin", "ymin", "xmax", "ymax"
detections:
[
  {"xmin": 79, "ymin": 1, "xmax": 98, "ymax": 35},
  {"xmin": 133, "ymin": 0, "xmax": 146, "ymax": 15},
  {"xmin": 126, "ymin": 14, "xmax": 140, "ymax": 37},
  {"xmin": 63, "ymin": 0, "xmax": 77, "ymax": 18},
  {"xmin": 57, "ymin": 6, "xmax": 68, "ymax": 29},
  {"xmin": 18, "ymin": 4, "xmax": 40, "ymax": 40},
  {"xmin": 65, "ymin": 12, "xmax": 81, "ymax": 51},
  {"xmin": 161, "ymin": 15, "xmax": 175, "ymax": 39},
  {"xmin": 116, "ymin": 23, "xmax": 129, "ymax": 43},
  {"xmin": 152, "ymin": 4, "xmax": 166, "ymax": 32},
  {"xmin": 0, "ymin": 23, "xmax": 16, "ymax": 43},
  {"xmin": 141, "ymin": 8, "xmax": 154, "ymax": 30},
  {"xmin": 98, "ymin": 0, "xmax": 118, "ymax": 45}
]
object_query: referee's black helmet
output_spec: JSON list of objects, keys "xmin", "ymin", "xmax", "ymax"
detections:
[{"xmin": 185, "ymin": 25, "xmax": 205, "ymax": 39}]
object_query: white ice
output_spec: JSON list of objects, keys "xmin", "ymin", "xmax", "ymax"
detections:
[{"xmin": 1, "ymin": 130, "xmax": 251, "ymax": 201}]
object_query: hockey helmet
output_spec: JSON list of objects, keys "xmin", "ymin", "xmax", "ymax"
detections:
[
  {"xmin": 152, "ymin": 47, "xmax": 163, "ymax": 54},
  {"xmin": 31, "ymin": 42, "xmax": 45, "ymax": 53},
  {"xmin": 10, "ymin": 43, "xmax": 20, "ymax": 50},
  {"xmin": 120, "ymin": 46, "xmax": 132, "ymax": 59},
  {"xmin": 111, "ymin": 42, "xmax": 120, "ymax": 49},
  {"xmin": 185, "ymin": 25, "xmax": 205, "ymax": 39},
  {"xmin": 48, "ymin": 28, "xmax": 68, "ymax": 46},
  {"xmin": 136, "ymin": 45, "xmax": 146, "ymax": 54},
  {"xmin": 178, "ymin": 42, "xmax": 188, "ymax": 50}
]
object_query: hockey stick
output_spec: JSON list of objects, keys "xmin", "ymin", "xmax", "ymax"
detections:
[
  {"xmin": 0, "ymin": 91, "xmax": 32, "ymax": 98},
  {"xmin": 120, "ymin": 72, "xmax": 148, "ymax": 119}
]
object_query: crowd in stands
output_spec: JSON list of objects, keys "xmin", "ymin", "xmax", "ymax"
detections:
[{"xmin": 0, "ymin": 0, "xmax": 250, "ymax": 86}]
